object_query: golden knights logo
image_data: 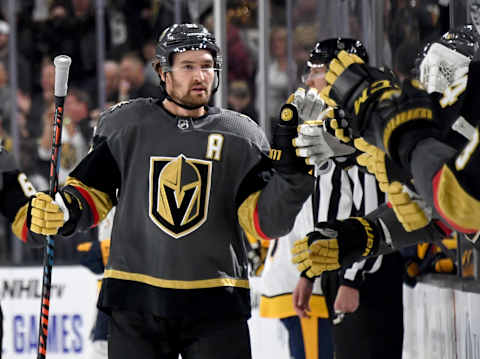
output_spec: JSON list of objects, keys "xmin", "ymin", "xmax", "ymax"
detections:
[{"xmin": 149, "ymin": 154, "xmax": 212, "ymax": 239}]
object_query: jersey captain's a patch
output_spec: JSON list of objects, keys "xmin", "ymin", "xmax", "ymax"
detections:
[{"xmin": 149, "ymin": 154, "xmax": 212, "ymax": 239}]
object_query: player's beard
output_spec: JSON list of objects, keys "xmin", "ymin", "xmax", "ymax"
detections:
[{"xmin": 169, "ymin": 75, "xmax": 212, "ymax": 108}]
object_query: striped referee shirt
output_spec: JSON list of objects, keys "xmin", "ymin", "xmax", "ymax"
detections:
[{"xmin": 317, "ymin": 161, "xmax": 386, "ymax": 287}]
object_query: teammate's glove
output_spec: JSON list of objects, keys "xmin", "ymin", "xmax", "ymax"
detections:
[
  {"xmin": 319, "ymin": 50, "xmax": 395, "ymax": 122},
  {"xmin": 270, "ymin": 88, "xmax": 325, "ymax": 174},
  {"xmin": 387, "ymin": 182, "xmax": 431, "ymax": 232},
  {"xmin": 294, "ymin": 117, "xmax": 356, "ymax": 166},
  {"xmin": 322, "ymin": 107, "xmax": 352, "ymax": 144},
  {"xmin": 289, "ymin": 87, "xmax": 326, "ymax": 123},
  {"xmin": 291, "ymin": 218, "xmax": 381, "ymax": 278},
  {"xmin": 246, "ymin": 241, "xmax": 268, "ymax": 276},
  {"xmin": 245, "ymin": 232, "xmax": 268, "ymax": 276},
  {"xmin": 354, "ymin": 138, "xmax": 411, "ymax": 191},
  {"xmin": 320, "ymin": 51, "xmax": 437, "ymax": 167},
  {"xmin": 28, "ymin": 191, "xmax": 80, "ymax": 236},
  {"xmin": 354, "ymin": 138, "xmax": 430, "ymax": 231}
]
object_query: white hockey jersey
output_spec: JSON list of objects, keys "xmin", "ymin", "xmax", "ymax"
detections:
[{"xmin": 259, "ymin": 196, "xmax": 328, "ymax": 319}]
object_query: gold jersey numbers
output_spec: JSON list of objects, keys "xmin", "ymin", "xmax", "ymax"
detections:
[
  {"xmin": 440, "ymin": 75, "xmax": 468, "ymax": 108},
  {"xmin": 456, "ymin": 128, "xmax": 479, "ymax": 171}
]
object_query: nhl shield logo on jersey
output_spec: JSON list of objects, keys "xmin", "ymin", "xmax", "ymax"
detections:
[{"xmin": 149, "ymin": 154, "xmax": 212, "ymax": 238}]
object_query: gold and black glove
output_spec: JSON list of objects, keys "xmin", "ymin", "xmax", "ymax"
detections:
[
  {"xmin": 355, "ymin": 138, "xmax": 430, "ymax": 231},
  {"xmin": 291, "ymin": 218, "xmax": 381, "ymax": 278},
  {"xmin": 270, "ymin": 88, "xmax": 325, "ymax": 174},
  {"xmin": 27, "ymin": 191, "xmax": 81, "ymax": 236},
  {"xmin": 322, "ymin": 107, "xmax": 352, "ymax": 144},
  {"xmin": 245, "ymin": 233, "xmax": 269, "ymax": 276},
  {"xmin": 320, "ymin": 51, "xmax": 438, "ymax": 169}
]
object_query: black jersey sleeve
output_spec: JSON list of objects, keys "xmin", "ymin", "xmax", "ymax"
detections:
[
  {"xmin": 60, "ymin": 140, "xmax": 120, "ymax": 232},
  {"xmin": 237, "ymin": 155, "xmax": 314, "ymax": 241},
  {"xmin": 1, "ymin": 170, "xmax": 30, "ymax": 222},
  {"xmin": 410, "ymin": 131, "xmax": 480, "ymax": 234}
]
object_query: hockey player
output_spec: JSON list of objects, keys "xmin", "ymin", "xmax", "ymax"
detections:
[
  {"xmin": 0, "ymin": 148, "xmax": 41, "ymax": 359},
  {"xmin": 291, "ymin": 27, "xmax": 479, "ymax": 279},
  {"xmin": 257, "ymin": 135, "xmax": 334, "ymax": 359},
  {"xmin": 289, "ymin": 38, "xmax": 405, "ymax": 359},
  {"xmin": 20, "ymin": 23, "xmax": 315, "ymax": 359}
]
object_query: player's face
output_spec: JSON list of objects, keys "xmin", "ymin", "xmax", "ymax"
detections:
[
  {"xmin": 304, "ymin": 65, "xmax": 327, "ymax": 91},
  {"xmin": 166, "ymin": 50, "xmax": 215, "ymax": 107}
]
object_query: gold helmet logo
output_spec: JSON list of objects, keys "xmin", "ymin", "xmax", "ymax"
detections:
[{"xmin": 149, "ymin": 154, "xmax": 212, "ymax": 238}]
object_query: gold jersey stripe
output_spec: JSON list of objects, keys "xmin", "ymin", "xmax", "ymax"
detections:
[
  {"xmin": 238, "ymin": 191, "xmax": 270, "ymax": 241},
  {"xmin": 104, "ymin": 269, "xmax": 250, "ymax": 289},
  {"xmin": 259, "ymin": 294, "xmax": 328, "ymax": 319},
  {"xmin": 300, "ymin": 316, "xmax": 319, "ymax": 359},
  {"xmin": 383, "ymin": 107, "xmax": 432, "ymax": 155},
  {"xmin": 11, "ymin": 203, "xmax": 29, "ymax": 242},
  {"xmin": 435, "ymin": 165, "xmax": 480, "ymax": 232}
]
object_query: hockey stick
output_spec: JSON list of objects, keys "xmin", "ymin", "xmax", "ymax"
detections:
[{"xmin": 37, "ymin": 55, "xmax": 72, "ymax": 359}]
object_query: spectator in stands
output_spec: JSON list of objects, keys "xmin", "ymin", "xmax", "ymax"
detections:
[
  {"xmin": 141, "ymin": 38, "xmax": 160, "ymax": 87},
  {"xmin": 258, "ymin": 26, "xmax": 290, "ymax": 120},
  {"xmin": 0, "ymin": 20, "xmax": 31, "ymax": 94},
  {"xmin": 28, "ymin": 59, "xmax": 54, "ymax": 139},
  {"xmin": 104, "ymin": 60, "xmax": 121, "ymax": 104},
  {"xmin": 393, "ymin": 40, "xmax": 421, "ymax": 83},
  {"xmin": 89, "ymin": 60, "xmax": 121, "ymax": 129},
  {"xmin": 38, "ymin": 0, "xmax": 110, "ymax": 94},
  {"xmin": 201, "ymin": 7, "xmax": 254, "ymax": 84},
  {"xmin": 227, "ymin": 80, "xmax": 257, "ymax": 123},
  {"xmin": 118, "ymin": 52, "xmax": 163, "ymax": 100},
  {"xmin": 37, "ymin": 88, "xmax": 92, "ymax": 185}
]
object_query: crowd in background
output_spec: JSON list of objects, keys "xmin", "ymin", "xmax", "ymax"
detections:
[{"xmin": 0, "ymin": 0, "xmax": 449, "ymax": 265}]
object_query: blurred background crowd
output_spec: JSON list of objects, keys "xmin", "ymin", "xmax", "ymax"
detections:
[{"xmin": 0, "ymin": 0, "xmax": 451, "ymax": 265}]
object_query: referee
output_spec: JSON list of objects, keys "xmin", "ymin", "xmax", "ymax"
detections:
[{"xmin": 294, "ymin": 38, "xmax": 405, "ymax": 359}]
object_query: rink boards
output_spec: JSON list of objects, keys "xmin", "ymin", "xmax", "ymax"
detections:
[{"xmin": 0, "ymin": 267, "xmax": 479, "ymax": 358}]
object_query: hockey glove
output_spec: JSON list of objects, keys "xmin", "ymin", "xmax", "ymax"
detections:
[
  {"xmin": 319, "ymin": 50, "xmax": 397, "ymax": 125},
  {"xmin": 245, "ymin": 232, "xmax": 269, "ymax": 276},
  {"xmin": 322, "ymin": 107, "xmax": 353, "ymax": 144},
  {"xmin": 28, "ymin": 191, "xmax": 80, "ymax": 236},
  {"xmin": 354, "ymin": 138, "xmax": 430, "ymax": 231},
  {"xmin": 291, "ymin": 218, "xmax": 381, "ymax": 278},
  {"xmin": 270, "ymin": 88, "xmax": 325, "ymax": 174},
  {"xmin": 290, "ymin": 87, "xmax": 327, "ymax": 123},
  {"xmin": 294, "ymin": 118, "xmax": 356, "ymax": 166},
  {"xmin": 321, "ymin": 51, "xmax": 438, "ymax": 167},
  {"xmin": 354, "ymin": 138, "xmax": 411, "ymax": 191}
]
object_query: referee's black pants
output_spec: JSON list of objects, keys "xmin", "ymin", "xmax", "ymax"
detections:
[
  {"xmin": 322, "ymin": 252, "xmax": 405, "ymax": 359},
  {"xmin": 108, "ymin": 309, "xmax": 252, "ymax": 359}
]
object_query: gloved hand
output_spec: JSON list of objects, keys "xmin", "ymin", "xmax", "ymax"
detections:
[
  {"xmin": 294, "ymin": 116, "xmax": 356, "ymax": 166},
  {"xmin": 322, "ymin": 107, "xmax": 352, "ymax": 144},
  {"xmin": 28, "ymin": 190, "xmax": 82, "ymax": 236},
  {"xmin": 320, "ymin": 51, "xmax": 437, "ymax": 168},
  {"xmin": 291, "ymin": 218, "xmax": 381, "ymax": 278},
  {"xmin": 28, "ymin": 192, "xmax": 69, "ymax": 235},
  {"xmin": 355, "ymin": 138, "xmax": 430, "ymax": 231},
  {"xmin": 354, "ymin": 138, "xmax": 410, "ymax": 191},
  {"xmin": 270, "ymin": 88, "xmax": 326, "ymax": 174},
  {"xmin": 245, "ymin": 232, "xmax": 269, "ymax": 276},
  {"xmin": 319, "ymin": 50, "xmax": 397, "ymax": 121},
  {"xmin": 287, "ymin": 87, "xmax": 326, "ymax": 123}
]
